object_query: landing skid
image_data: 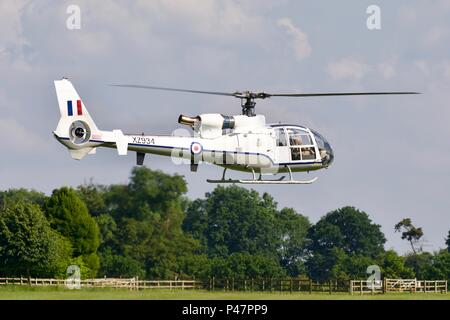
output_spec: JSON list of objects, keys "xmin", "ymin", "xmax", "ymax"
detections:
[{"xmin": 206, "ymin": 167, "xmax": 318, "ymax": 185}]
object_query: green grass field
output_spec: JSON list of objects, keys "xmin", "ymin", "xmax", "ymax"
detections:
[{"xmin": 0, "ymin": 286, "xmax": 449, "ymax": 300}]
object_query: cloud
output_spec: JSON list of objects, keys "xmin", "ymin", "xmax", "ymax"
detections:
[
  {"xmin": 0, "ymin": 0, "xmax": 30, "ymax": 50},
  {"xmin": 135, "ymin": 0, "xmax": 266, "ymax": 45},
  {"xmin": 327, "ymin": 58, "xmax": 370, "ymax": 80},
  {"xmin": 377, "ymin": 62, "xmax": 396, "ymax": 79},
  {"xmin": 424, "ymin": 26, "xmax": 449, "ymax": 45},
  {"xmin": 0, "ymin": 117, "xmax": 49, "ymax": 153},
  {"xmin": 277, "ymin": 17, "xmax": 311, "ymax": 60}
]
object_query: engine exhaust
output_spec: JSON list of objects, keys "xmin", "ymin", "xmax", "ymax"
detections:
[{"xmin": 178, "ymin": 114, "xmax": 199, "ymax": 126}]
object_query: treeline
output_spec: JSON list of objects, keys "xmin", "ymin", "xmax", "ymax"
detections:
[{"xmin": 0, "ymin": 167, "xmax": 449, "ymax": 281}]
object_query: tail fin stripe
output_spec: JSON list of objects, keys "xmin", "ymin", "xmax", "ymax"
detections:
[
  {"xmin": 77, "ymin": 100, "xmax": 82, "ymax": 115},
  {"xmin": 67, "ymin": 100, "xmax": 73, "ymax": 116}
]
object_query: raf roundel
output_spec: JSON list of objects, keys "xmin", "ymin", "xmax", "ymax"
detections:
[{"xmin": 190, "ymin": 142, "xmax": 203, "ymax": 155}]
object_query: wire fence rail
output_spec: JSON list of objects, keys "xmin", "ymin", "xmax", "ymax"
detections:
[{"xmin": 0, "ymin": 277, "xmax": 447, "ymax": 294}]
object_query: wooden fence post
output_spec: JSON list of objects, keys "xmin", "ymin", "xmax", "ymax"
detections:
[{"xmin": 309, "ymin": 279, "xmax": 312, "ymax": 294}]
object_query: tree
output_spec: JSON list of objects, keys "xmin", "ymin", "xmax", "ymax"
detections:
[
  {"xmin": 77, "ymin": 182, "xmax": 107, "ymax": 217},
  {"xmin": 378, "ymin": 250, "xmax": 414, "ymax": 279},
  {"xmin": 44, "ymin": 187, "xmax": 100, "ymax": 276},
  {"xmin": 183, "ymin": 186, "xmax": 313, "ymax": 277},
  {"xmin": 405, "ymin": 250, "xmax": 450, "ymax": 280},
  {"xmin": 98, "ymin": 248, "xmax": 145, "ymax": 278},
  {"xmin": 395, "ymin": 218, "xmax": 424, "ymax": 254},
  {"xmin": 0, "ymin": 201, "xmax": 72, "ymax": 277},
  {"xmin": 277, "ymin": 208, "xmax": 311, "ymax": 276},
  {"xmin": 424, "ymin": 250, "xmax": 450, "ymax": 280},
  {"xmin": 405, "ymin": 252, "xmax": 433, "ymax": 279},
  {"xmin": 305, "ymin": 206, "xmax": 386, "ymax": 281},
  {"xmin": 183, "ymin": 198, "xmax": 209, "ymax": 249},
  {"xmin": 446, "ymin": 230, "xmax": 450, "ymax": 253},
  {"xmin": 95, "ymin": 213, "xmax": 117, "ymax": 250},
  {"xmin": 97, "ymin": 167, "xmax": 200, "ymax": 279},
  {"xmin": 0, "ymin": 188, "xmax": 46, "ymax": 208},
  {"xmin": 185, "ymin": 186, "xmax": 281, "ymax": 258},
  {"xmin": 209, "ymin": 253, "xmax": 286, "ymax": 279}
]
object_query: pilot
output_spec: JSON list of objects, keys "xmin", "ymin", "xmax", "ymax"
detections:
[{"xmin": 291, "ymin": 136, "xmax": 302, "ymax": 145}]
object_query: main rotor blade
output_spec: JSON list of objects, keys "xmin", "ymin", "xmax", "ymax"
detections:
[
  {"xmin": 110, "ymin": 84, "xmax": 237, "ymax": 97},
  {"xmin": 266, "ymin": 91, "xmax": 420, "ymax": 97},
  {"xmin": 111, "ymin": 84, "xmax": 420, "ymax": 100}
]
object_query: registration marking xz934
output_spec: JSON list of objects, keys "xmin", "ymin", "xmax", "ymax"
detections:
[{"xmin": 132, "ymin": 136, "xmax": 155, "ymax": 145}]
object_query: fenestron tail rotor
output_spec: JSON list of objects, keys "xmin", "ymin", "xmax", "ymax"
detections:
[{"xmin": 111, "ymin": 84, "xmax": 420, "ymax": 116}]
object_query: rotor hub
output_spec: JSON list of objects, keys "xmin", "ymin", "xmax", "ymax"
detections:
[{"xmin": 242, "ymin": 97, "xmax": 257, "ymax": 117}]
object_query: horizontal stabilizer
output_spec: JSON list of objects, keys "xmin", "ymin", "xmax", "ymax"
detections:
[
  {"xmin": 69, "ymin": 147, "xmax": 95, "ymax": 160},
  {"xmin": 113, "ymin": 129, "xmax": 128, "ymax": 155}
]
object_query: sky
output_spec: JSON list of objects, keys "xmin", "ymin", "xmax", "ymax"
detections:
[{"xmin": 0, "ymin": 0, "xmax": 449, "ymax": 254}]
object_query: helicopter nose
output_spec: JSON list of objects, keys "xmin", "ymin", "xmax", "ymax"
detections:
[
  {"xmin": 323, "ymin": 146, "xmax": 334, "ymax": 167},
  {"xmin": 311, "ymin": 129, "xmax": 334, "ymax": 168}
]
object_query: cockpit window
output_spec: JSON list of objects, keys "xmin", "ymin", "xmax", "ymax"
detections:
[
  {"xmin": 311, "ymin": 130, "xmax": 329, "ymax": 150},
  {"xmin": 287, "ymin": 129, "xmax": 312, "ymax": 146},
  {"xmin": 311, "ymin": 129, "xmax": 334, "ymax": 166},
  {"xmin": 286, "ymin": 128, "xmax": 316, "ymax": 161},
  {"xmin": 275, "ymin": 128, "xmax": 287, "ymax": 146}
]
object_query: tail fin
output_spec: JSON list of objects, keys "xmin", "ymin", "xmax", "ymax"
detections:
[
  {"xmin": 54, "ymin": 78, "xmax": 99, "ymax": 133},
  {"xmin": 54, "ymin": 78, "xmax": 101, "ymax": 159},
  {"xmin": 53, "ymin": 78, "xmax": 129, "ymax": 160}
]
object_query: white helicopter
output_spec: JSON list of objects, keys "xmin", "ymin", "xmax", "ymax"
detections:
[{"xmin": 53, "ymin": 78, "xmax": 418, "ymax": 184}]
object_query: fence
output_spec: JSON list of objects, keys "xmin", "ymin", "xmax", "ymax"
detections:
[
  {"xmin": 202, "ymin": 278, "xmax": 350, "ymax": 294},
  {"xmin": 350, "ymin": 279, "xmax": 448, "ymax": 294},
  {"xmin": 0, "ymin": 277, "xmax": 200, "ymax": 290},
  {"xmin": 1, "ymin": 276, "xmax": 448, "ymax": 294},
  {"xmin": 350, "ymin": 280, "xmax": 384, "ymax": 294}
]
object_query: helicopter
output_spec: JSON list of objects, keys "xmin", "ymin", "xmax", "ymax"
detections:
[{"xmin": 53, "ymin": 78, "xmax": 418, "ymax": 184}]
